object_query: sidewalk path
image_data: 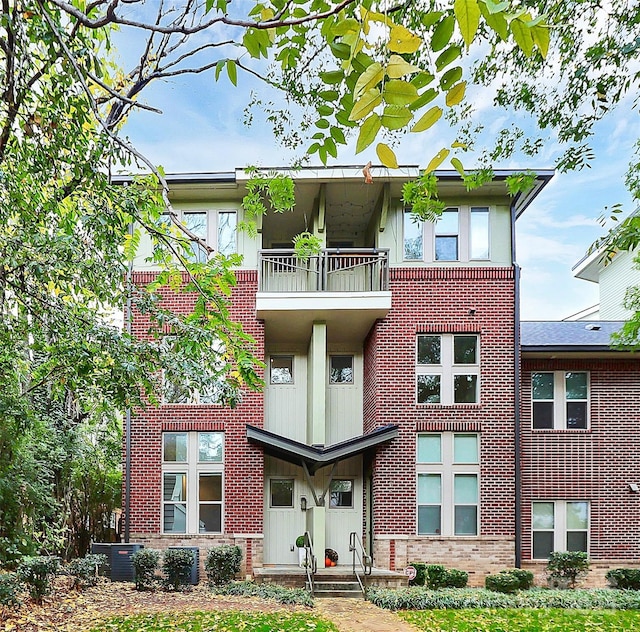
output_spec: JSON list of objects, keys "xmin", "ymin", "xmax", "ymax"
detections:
[{"xmin": 314, "ymin": 598, "xmax": 420, "ymax": 632}]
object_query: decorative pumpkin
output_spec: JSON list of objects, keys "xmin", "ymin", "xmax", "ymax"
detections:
[{"xmin": 325, "ymin": 548, "xmax": 338, "ymax": 566}]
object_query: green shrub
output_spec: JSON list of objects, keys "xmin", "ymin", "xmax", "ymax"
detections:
[
  {"xmin": 366, "ymin": 586, "xmax": 640, "ymax": 611},
  {"xmin": 67, "ymin": 553, "xmax": 108, "ymax": 590},
  {"xmin": 606, "ymin": 568, "xmax": 640, "ymax": 590},
  {"xmin": 0, "ymin": 573, "xmax": 21, "ymax": 608},
  {"xmin": 425, "ymin": 564, "xmax": 448, "ymax": 589},
  {"xmin": 131, "ymin": 549, "xmax": 160, "ymax": 591},
  {"xmin": 295, "ymin": 535, "xmax": 306, "ymax": 548},
  {"xmin": 205, "ymin": 545, "xmax": 242, "ymax": 585},
  {"xmin": 16, "ymin": 556, "xmax": 60, "ymax": 603},
  {"xmin": 424, "ymin": 565, "xmax": 468, "ymax": 588},
  {"xmin": 162, "ymin": 548, "xmax": 194, "ymax": 591},
  {"xmin": 211, "ymin": 580, "xmax": 313, "ymax": 606},
  {"xmin": 486, "ymin": 569, "xmax": 534, "ymax": 593},
  {"xmin": 486, "ymin": 572, "xmax": 522, "ymax": 593},
  {"xmin": 546, "ymin": 551, "xmax": 590, "ymax": 588},
  {"xmin": 408, "ymin": 562, "xmax": 427, "ymax": 587}
]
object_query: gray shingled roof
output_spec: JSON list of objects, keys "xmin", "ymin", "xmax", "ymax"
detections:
[{"xmin": 520, "ymin": 321, "xmax": 624, "ymax": 350}]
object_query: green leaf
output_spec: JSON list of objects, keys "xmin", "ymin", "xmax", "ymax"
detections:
[
  {"xmin": 332, "ymin": 18, "xmax": 360, "ymax": 36},
  {"xmin": 479, "ymin": 2, "xmax": 509, "ymax": 40},
  {"xmin": 511, "ymin": 16, "xmax": 534, "ymax": 57},
  {"xmin": 315, "ymin": 119, "xmax": 330, "ymax": 129},
  {"xmin": 226, "ymin": 60, "xmax": 237, "ymax": 86},
  {"xmin": 454, "ymin": 0, "xmax": 481, "ymax": 48},
  {"xmin": 425, "ymin": 148, "xmax": 451, "ymax": 173},
  {"xmin": 532, "ymin": 24, "xmax": 550, "ymax": 58},
  {"xmin": 376, "ymin": 143, "xmax": 399, "ymax": 169},
  {"xmin": 214, "ymin": 60, "xmax": 225, "ymax": 81},
  {"xmin": 484, "ymin": 0, "xmax": 509, "ymax": 14},
  {"xmin": 330, "ymin": 126, "xmax": 346, "ymax": 144},
  {"xmin": 383, "ymin": 80, "xmax": 419, "ymax": 106},
  {"xmin": 431, "ymin": 15, "xmax": 455, "ymax": 52},
  {"xmin": 356, "ymin": 114, "xmax": 382, "ymax": 153},
  {"xmin": 411, "ymin": 106, "xmax": 442, "ymax": 132},
  {"xmin": 445, "ymin": 81, "xmax": 466, "ymax": 106},
  {"xmin": 440, "ymin": 67, "xmax": 463, "ymax": 90},
  {"xmin": 354, "ymin": 62, "xmax": 383, "ymax": 99},
  {"xmin": 380, "ymin": 104, "xmax": 413, "ymax": 130},
  {"xmin": 320, "ymin": 70, "xmax": 344, "ymax": 85},
  {"xmin": 388, "ymin": 25, "xmax": 422, "ymax": 54},
  {"xmin": 435, "ymin": 46, "xmax": 462, "ymax": 72},
  {"xmin": 411, "ymin": 72, "xmax": 435, "ymax": 89},
  {"xmin": 349, "ymin": 88, "xmax": 382, "ymax": 121},
  {"xmin": 318, "ymin": 90, "xmax": 339, "ymax": 101},
  {"xmin": 330, "ymin": 41, "xmax": 351, "ymax": 60},
  {"xmin": 243, "ymin": 31, "xmax": 260, "ymax": 58},
  {"xmin": 421, "ymin": 11, "xmax": 444, "ymax": 28},
  {"xmin": 324, "ymin": 137, "xmax": 338, "ymax": 158},
  {"xmin": 450, "ymin": 157, "xmax": 465, "ymax": 176},
  {"xmin": 408, "ymin": 88, "xmax": 438, "ymax": 111},
  {"xmin": 318, "ymin": 104, "xmax": 334, "ymax": 117},
  {"xmin": 386, "ymin": 54, "xmax": 420, "ymax": 79}
]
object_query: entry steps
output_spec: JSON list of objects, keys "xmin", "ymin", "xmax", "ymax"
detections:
[{"xmin": 309, "ymin": 577, "xmax": 364, "ymax": 598}]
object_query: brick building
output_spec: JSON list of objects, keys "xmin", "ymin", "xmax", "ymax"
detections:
[{"xmin": 123, "ymin": 166, "xmax": 640, "ymax": 585}]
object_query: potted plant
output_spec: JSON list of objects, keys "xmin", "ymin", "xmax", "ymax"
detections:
[
  {"xmin": 296, "ymin": 535, "xmax": 306, "ymax": 567},
  {"xmin": 325, "ymin": 548, "xmax": 338, "ymax": 567}
]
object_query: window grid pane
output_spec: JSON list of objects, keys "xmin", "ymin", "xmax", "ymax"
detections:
[
  {"xmin": 270, "ymin": 356, "xmax": 293, "ymax": 384},
  {"xmin": 453, "ymin": 434, "xmax": 478, "ymax": 463},
  {"xmin": 330, "ymin": 356, "xmax": 353, "ymax": 383},
  {"xmin": 453, "ymin": 374, "xmax": 477, "ymax": 403},
  {"xmin": 453, "ymin": 336, "xmax": 477, "ymax": 364},
  {"xmin": 404, "ymin": 211, "xmax": 424, "ymax": 260},
  {"xmin": 470, "ymin": 207, "xmax": 489, "ymax": 259},
  {"xmin": 418, "ymin": 375, "xmax": 441, "ymax": 403},
  {"xmin": 164, "ymin": 433, "xmax": 188, "ymax": 462},
  {"xmin": 198, "ymin": 432, "xmax": 223, "ymax": 462},
  {"xmin": 418, "ymin": 335, "xmax": 441, "ymax": 365},
  {"xmin": 418, "ymin": 434, "xmax": 442, "ymax": 463},
  {"xmin": 218, "ymin": 211, "xmax": 237, "ymax": 256},
  {"xmin": 270, "ymin": 479, "xmax": 294, "ymax": 507}
]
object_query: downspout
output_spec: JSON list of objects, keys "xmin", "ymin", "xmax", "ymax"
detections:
[
  {"xmin": 123, "ymin": 221, "xmax": 133, "ymax": 544},
  {"xmin": 511, "ymin": 197, "xmax": 522, "ymax": 568}
]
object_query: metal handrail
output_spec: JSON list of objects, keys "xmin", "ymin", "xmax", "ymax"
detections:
[
  {"xmin": 349, "ymin": 531, "xmax": 372, "ymax": 596},
  {"xmin": 303, "ymin": 531, "xmax": 317, "ymax": 596}
]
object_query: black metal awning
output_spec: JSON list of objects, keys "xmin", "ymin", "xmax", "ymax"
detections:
[{"xmin": 246, "ymin": 424, "xmax": 398, "ymax": 474}]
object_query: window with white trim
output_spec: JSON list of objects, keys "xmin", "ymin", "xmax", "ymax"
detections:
[
  {"xmin": 329, "ymin": 479, "xmax": 353, "ymax": 508},
  {"xmin": 330, "ymin": 355, "xmax": 354, "ymax": 383},
  {"xmin": 182, "ymin": 210, "xmax": 237, "ymax": 262},
  {"xmin": 162, "ymin": 432, "xmax": 223, "ymax": 534},
  {"xmin": 404, "ymin": 206, "xmax": 490, "ymax": 262},
  {"xmin": 532, "ymin": 500, "xmax": 589, "ymax": 559},
  {"xmin": 417, "ymin": 433, "xmax": 479, "ymax": 536},
  {"xmin": 532, "ymin": 371, "xmax": 589, "ymax": 429},
  {"xmin": 270, "ymin": 479, "xmax": 294, "ymax": 508},
  {"xmin": 417, "ymin": 334, "xmax": 479, "ymax": 404},
  {"xmin": 270, "ymin": 355, "xmax": 294, "ymax": 384}
]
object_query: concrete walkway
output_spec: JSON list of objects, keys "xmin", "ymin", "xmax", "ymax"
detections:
[{"xmin": 314, "ymin": 598, "xmax": 420, "ymax": 632}]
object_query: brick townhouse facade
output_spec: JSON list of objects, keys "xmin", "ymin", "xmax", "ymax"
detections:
[{"xmin": 122, "ymin": 166, "xmax": 640, "ymax": 585}]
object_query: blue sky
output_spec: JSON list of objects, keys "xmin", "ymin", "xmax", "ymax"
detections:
[{"xmin": 118, "ymin": 47, "xmax": 638, "ymax": 322}]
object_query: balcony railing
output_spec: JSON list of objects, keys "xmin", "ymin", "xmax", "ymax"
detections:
[{"xmin": 258, "ymin": 249, "xmax": 389, "ymax": 293}]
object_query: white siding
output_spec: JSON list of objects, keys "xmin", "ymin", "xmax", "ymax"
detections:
[
  {"xmin": 264, "ymin": 352, "xmax": 307, "ymax": 442},
  {"xmin": 599, "ymin": 249, "xmax": 640, "ymax": 319},
  {"xmin": 326, "ymin": 352, "xmax": 363, "ymax": 444}
]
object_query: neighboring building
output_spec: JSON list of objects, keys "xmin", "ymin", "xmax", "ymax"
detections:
[
  {"xmin": 520, "ymin": 320, "xmax": 640, "ymax": 583},
  {"xmin": 123, "ymin": 165, "xmax": 640, "ymax": 586}
]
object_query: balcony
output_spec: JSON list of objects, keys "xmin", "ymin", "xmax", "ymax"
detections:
[
  {"xmin": 258, "ymin": 249, "xmax": 389, "ymax": 293},
  {"xmin": 256, "ymin": 249, "xmax": 392, "ymax": 343}
]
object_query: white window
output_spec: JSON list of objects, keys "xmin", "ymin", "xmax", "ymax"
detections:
[
  {"xmin": 417, "ymin": 334, "xmax": 479, "ymax": 405},
  {"xmin": 532, "ymin": 371, "xmax": 589, "ymax": 429},
  {"xmin": 330, "ymin": 355, "xmax": 354, "ymax": 383},
  {"xmin": 417, "ymin": 433, "xmax": 479, "ymax": 536},
  {"xmin": 532, "ymin": 500, "xmax": 589, "ymax": 559},
  {"xmin": 270, "ymin": 355, "xmax": 294, "ymax": 384},
  {"xmin": 404, "ymin": 206, "xmax": 490, "ymax": 262},
  {"xmin": 162, "ymin": 432, "xmax": 223, "ymax": 534},
  {"xmin": 329, "ymin": 480, "xmax": 354, "ymax": 508},
  {"xmin": 270, "ymin": 479, "xmax": 295, "ymax": 508},
  {"xmin": 182, "ymin": 209, "xmax": 237, "ymax": 262}
]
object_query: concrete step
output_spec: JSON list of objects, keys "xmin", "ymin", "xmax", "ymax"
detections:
[{"xmin": 311, "ymin": 580, "xmax": 364, "ymax": 598}]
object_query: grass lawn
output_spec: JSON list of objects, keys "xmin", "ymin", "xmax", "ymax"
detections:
[
  {"xmin": 400, "ymin": 608, "xmax": 640, "ymax": 631},
  {"xmin": 92, "ymin": 611, "xmax": 338, "ymax": 632}
]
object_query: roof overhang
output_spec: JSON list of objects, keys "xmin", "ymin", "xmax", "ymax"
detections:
[{"xmin": 246, "ymin": 424, "xmax": 398, "ymax": 473}]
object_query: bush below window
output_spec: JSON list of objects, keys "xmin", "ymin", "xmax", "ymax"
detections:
[
  {"xmin": 162, "ymin": 549, "xmax": 195, "ymax": 591},
  {"xmin": 606, "ymin": 568, "xmax": 640, "ymax": 590},
  {"xmin": 205, "ymin": 545, "xmax": 242, "ymax": 585},
  {"xmin": 131, "ymin": 549, "xmax": 160, "ymax": 591},
  {"xmin": 424, "ymin": 564, "xmax": 468, "ymax": 589},
  {"xmin": 67, "ymin": 554, "xmax": 108, "ymax": 590},
  {"xmin": 546, "ymin": 551, "xmax": 590, "ymax": 589}
]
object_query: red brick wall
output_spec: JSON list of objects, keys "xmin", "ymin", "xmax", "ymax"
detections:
[
  {"xmin": 364, "ymin": 267, "xmax": 517, "ymax": 538},
  {"xmin": 127, "ymin": 270, "xmax": 265, "ymax": 536},
  {"xmin": 521, "ymin": 358, "xmax": 640, "ymax": 562}
]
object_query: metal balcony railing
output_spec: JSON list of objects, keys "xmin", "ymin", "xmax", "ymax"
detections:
[{"xmin": 258, "ymin": 249, "xmax": 389, "ymax": 293}]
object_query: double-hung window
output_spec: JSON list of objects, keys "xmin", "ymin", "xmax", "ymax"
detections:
[
  {"xmin": 417, "ymin": 334, "xmax": 479, "ymax": 404},
  {"xmin": 417, "ymin": 433, "xmax": 480, "ymax": 536},
  {"xmin": 532, "ymin": 371, "xmax": 589, "ymax": 429},
  {"xmin": 404, "ymin": 206, "xmax": 490, "ymax": 262},
  {"xmin": 532, "ymin": 500, "xmax": 589, "ymax": 558},
  {"xmin": 182, "ymin": 210, "xmax": 237, "ymax": 262},
  {"xmin": 162, "ymin": 432, "xmax": 223, "ymax": 534}
]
